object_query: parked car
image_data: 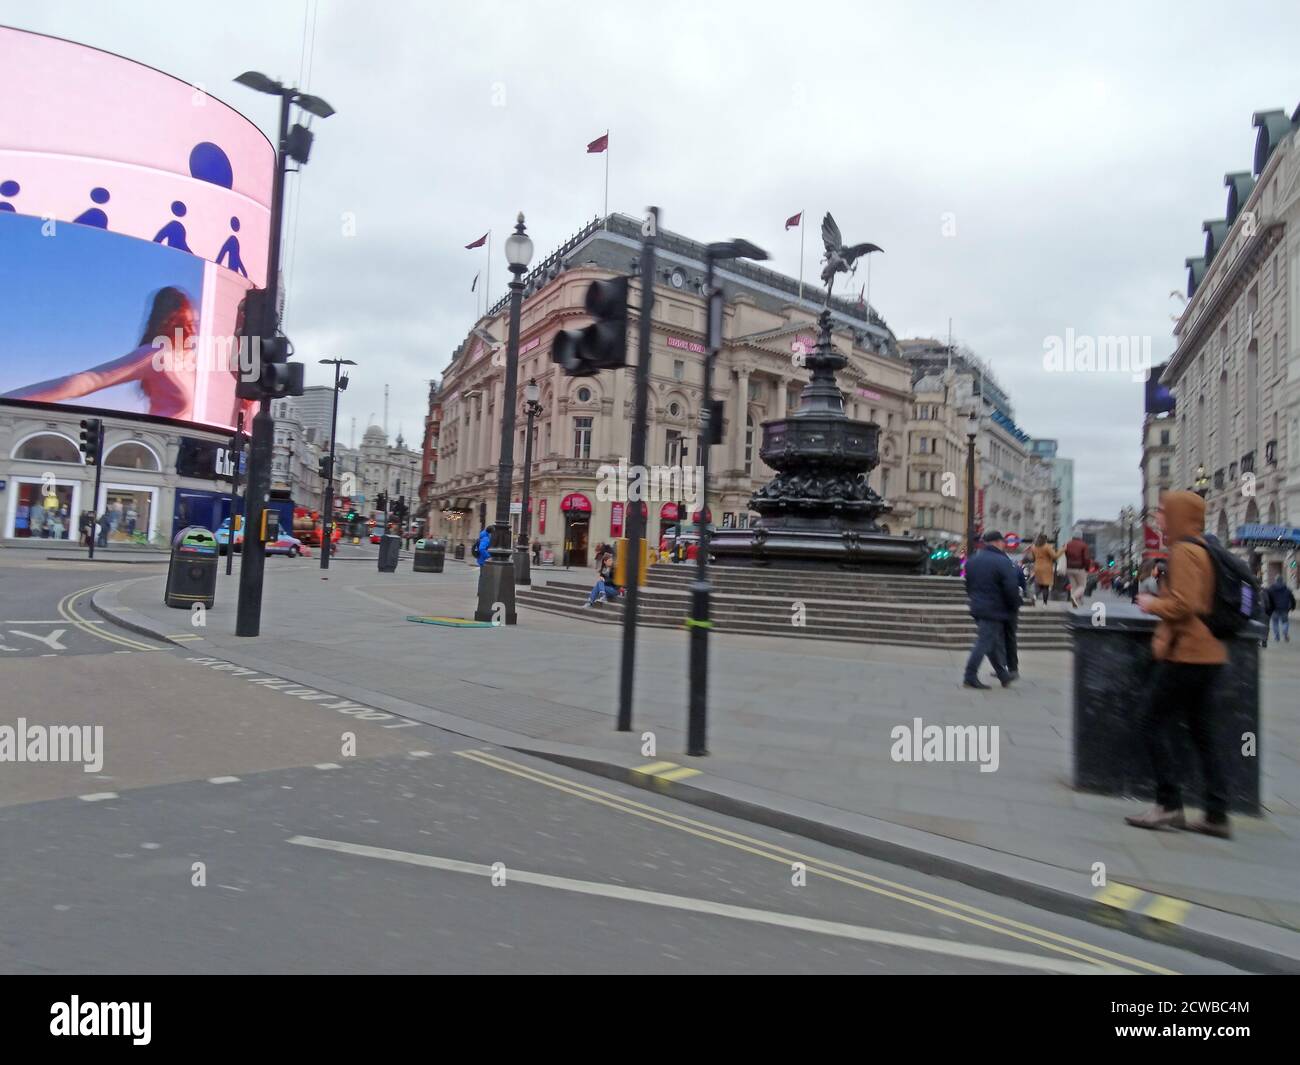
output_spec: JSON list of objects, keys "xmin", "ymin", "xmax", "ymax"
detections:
[
  {"xmin": 216, "ymin": 520, "xmax": 310, "ymax": 557},
  {"xmin": 265, "ymin": 534, "xmax": 306, "ymax": 557},
  {"xmin": 215, "ymin": 518, "xmax": 244, "ymax": 555}
]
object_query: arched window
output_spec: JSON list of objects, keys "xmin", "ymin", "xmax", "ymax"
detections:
[
  {"xmin": 104, "ymin": 442, "xmax": 161, "ymax": 471},
  {"xmin": 14, "ymin": 432, "xmax": 82, "ymax": 465}
]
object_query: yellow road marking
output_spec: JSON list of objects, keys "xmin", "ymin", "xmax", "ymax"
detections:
[
  {"xmin": 1094, "ymin": 883, "xmax": 1145, "ymax": 911},
  {"xmin": 59, "ymin": 584, "xmax": 162, "ymax": 652},
  {"xmin": 657, "ymin": 766, "xmax": 701, "ymax": 782},
  {"xmin": 456, "ymin": 749, "xmax": 1170, "ymax": 974},
  {"xmin": 633, "ymin": 761, "xmax": 678, "ymax": 776},
  {"xmin": 1142, "ymin": 894, "xmax": 1191, "ymax": 925}
]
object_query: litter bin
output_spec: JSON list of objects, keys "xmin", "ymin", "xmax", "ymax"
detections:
[
  {"xmin": 453, "ymin": 543, "xmax": 466, "ymax": 560},
  {"xmin": 165, "ymin": 526, "xmax": 219, "ymax": 609},
  {"xmin": 413, "ymin": 538, "xmax": 446, "ymax": 573},
  {"xmin": 1069, "ymin": 602, "xmax": 1263, "ymax": 814},
  {"xmin": 377, "ymin": 533, "xmax": 402, "ymax": 573}
]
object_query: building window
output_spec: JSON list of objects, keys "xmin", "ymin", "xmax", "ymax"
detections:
[
  {"xmin": 748, "ymin": 380, "xmax": 761, "ymax": 401},
  {"xmin": 1159, "ymin": 429, "xmax": 1170, "ymax": 446},
  {"xmin": 745, "ymin": 414, "xmax": 755, "ymax": 474},
  {"xmin": 1159, "ymin": 458, "xmax": 1170, "ymax": 478},
  {"xmin": 665, "ymin": 429, "xmax": 683, "ymax": 466},
  {"xmin": 14, "ymin": 433, "xmax": 82, "ymax": 465},
  {"xmin": 573, "ymin": 416, "xmax": 592, "ymax": 459},
  {"xmin": 104, "ymin": 442, "xmax": 161, "ymax": 471},
  {"xmin": 576, "ymin": 387, "xmax": 592, "ymax": 403},
  {"xmin": 669, "ymin": 401, "xmax": 681, "ymax": 418},
  {"xmin": 673, "ymin": 359, "xmax": 684, "ymax": 381}
]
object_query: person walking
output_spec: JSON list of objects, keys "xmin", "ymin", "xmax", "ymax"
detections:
[
  {"xmin": 1126, "ymin": 491, "xmax": 1231, "ymax": 838},
  {"xmin": 962, "ymin": 530, "xmax": 1020, "ymax": 689},
  {"xmin": 1030, "ymin": 533, "xmax": 1061, "ymax": 606},
  {"xmin": 1063, "ymin": 533, "xmax": 1091, "ymax": 607},
  {"xmin": 1263, "ymin": 575, "xmax": 1295, "ymax": 646}
]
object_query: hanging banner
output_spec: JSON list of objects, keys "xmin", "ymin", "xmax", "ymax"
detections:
[{"xmin": 539, "ymin": 498, "xmax": 547, "ymax": 535}]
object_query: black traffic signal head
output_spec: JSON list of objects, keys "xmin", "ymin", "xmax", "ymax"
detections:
[
  {"xmin": 78, "ymin": 417, "xmax": 102, "ymax": 459},
  {"xmin": 318, "ymin": 456, "xmax": 331, "ymax": 478},
  {"xmin": 553, "ymin": 276, "xmax": 629, "ymax": 376}
]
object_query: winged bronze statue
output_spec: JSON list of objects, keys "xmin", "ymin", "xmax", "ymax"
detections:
[{"xmin": 819, "ymin": 212, "xmax": 882, "ymax": 305}]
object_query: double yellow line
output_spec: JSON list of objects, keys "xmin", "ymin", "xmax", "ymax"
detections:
[
  {"xmin": 455, "ymin": 748, "xmax": 1176, "ymax": 975},
  {"xmin": 58, "ymin": 582, "xmax": 165, "ymax": 653}
]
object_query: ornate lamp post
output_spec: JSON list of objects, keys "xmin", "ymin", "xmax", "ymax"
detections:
[
  {"xmin": 1120, "ymin": 504, "xmax": 1137, "ymax": 602},
  {"xmin": 475, "ymin": 213, "xmax": 533, "ymax": 624},
  {"xmin": 515, "ymin": 377, "xmax": 543, "ymax": 586}
]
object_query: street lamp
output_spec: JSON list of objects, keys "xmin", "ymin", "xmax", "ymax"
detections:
[
  {"xmin": 318, "ymin": 357, "xmax": 355, "ymax": 570},
  {"xmin": 965, "ymin": 408, "xmax": 980, "ymax": 558},
  {"xmin": 687, "ymin": 237, "xmax": 770, "ymax": 757},
  {"xmin": 514, "ymin": 378, "xmax": 544, "ymax": 585},
  {"xmin": 233, "ymin": 71, "xmax": 334, "ymax": 638},
  {"xmin": 475, "ymin": 213, "xmax": 533, "ymax": 624}
]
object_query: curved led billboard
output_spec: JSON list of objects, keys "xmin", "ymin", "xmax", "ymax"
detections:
[{"xmin": 0, "ymin": 26, "xmax": 274, "ymax": 432}]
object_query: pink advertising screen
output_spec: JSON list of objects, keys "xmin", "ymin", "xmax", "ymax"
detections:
[{"xmin": 0, "ymin": 26, "xmax": 274, "ymax": 432}]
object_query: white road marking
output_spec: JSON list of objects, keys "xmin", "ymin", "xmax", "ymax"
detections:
[
  {"xmin": 314, "ymin": 763, "xmax": 342, "ymax": 770},
  {"xmin": 12, "ymin": 628, "xmax": 69, "ymax": 652},
  {"xmin": 208, "ymin": 776, "xmax": 241, "ymax": 784},
  {"xmin": 285, "ymin": 835, "xmax": 1120, "ymax": 975},
  {"xmin": 408, "ymin": 750, "xmax": 434, "ymax": 758},
  {"xmin": 79, "ymin": 793, "xmax": 118, "ymax": 802}
]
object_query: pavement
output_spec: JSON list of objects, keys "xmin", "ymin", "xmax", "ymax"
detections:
[
  {"xmin": 75, "ymin": 547, "xmax": 1300, "ymax": 970},
  {"xmin": 1, "ymin": 551, "xmax": 1243, "ymax": 975}
]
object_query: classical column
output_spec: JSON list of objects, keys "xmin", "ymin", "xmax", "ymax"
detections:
[
  {"xmin": 775, "ymin": 375, "xmax": 788, "ymax": 420},
  {"xmin": 733, "ymin": 366, "xmax": 751, "ymax": 472}
]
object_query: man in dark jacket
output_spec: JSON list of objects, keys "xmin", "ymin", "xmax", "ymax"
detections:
[
  {"xmin": 1263, "ymin": 575, "xmax": 1295, "ymax": 646},
  {"xmin": 962, "ymin": 530, "xmax": 1021, "ymax": 689}
]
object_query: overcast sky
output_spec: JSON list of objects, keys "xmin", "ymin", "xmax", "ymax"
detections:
[{"xmin": 6, "ymin": 0, "xmax": 1299, "ymax": 521}]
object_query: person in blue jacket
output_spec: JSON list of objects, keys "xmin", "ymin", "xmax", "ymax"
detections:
[
  {"xmin": 473, "ymin": 527, "xmax": 491, "ymax": 567},
  {"xmin": 962, "ymin": 530, "xmax": 1022, "ymax": 689}
]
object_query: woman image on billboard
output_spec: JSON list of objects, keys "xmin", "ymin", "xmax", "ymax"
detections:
[{"xmin": 2, "ymin": 286, "xmax": 199, "ymax": 419}]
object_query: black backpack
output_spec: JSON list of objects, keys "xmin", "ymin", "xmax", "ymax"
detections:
[{"xmin": 1182, "ymin": 536, "xmax": 1262, "ymax": 639}]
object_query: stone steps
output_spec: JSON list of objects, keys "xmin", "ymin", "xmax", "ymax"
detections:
[{"xmin": 517, "ymin": 581, "xmax": 1071, "ymax": 649}]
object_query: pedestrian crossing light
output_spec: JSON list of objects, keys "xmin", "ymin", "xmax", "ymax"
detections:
[{"xmin": 1107, "ymin": 555, "xmax": 1115, "ymax": 567}]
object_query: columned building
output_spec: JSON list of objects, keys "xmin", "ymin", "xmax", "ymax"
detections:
[
  {"xmin": 1140, "ymin": 414, "xmax": 1176, "ymax": 542},
  {"xmin": 427, "ymin": 213, "xmax": 914, "ymax": 563},
  {"xmin": 1164, "ymin": 103, "xmax": 1300, "ymax": 581},
  {"xmin": 904, "ymin": 371, "xmax": 973, "ymax": 544},
  {"xmin": 359, "ymin": 425, "xmax": 421, "ymax": 515}
]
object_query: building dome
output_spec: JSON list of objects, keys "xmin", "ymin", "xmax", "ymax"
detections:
[{"xmin": 363, "ymin": 424, "xmax": 386, "ymax": 441}]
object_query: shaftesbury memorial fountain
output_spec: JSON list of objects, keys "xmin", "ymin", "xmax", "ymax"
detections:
[{"xmin": 710, "ymin": 213, "xmax": 928, "ymax": 571}]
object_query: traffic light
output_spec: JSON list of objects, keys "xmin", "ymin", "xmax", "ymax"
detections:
[
  {"xmin": 318, "ymin": 455, "xmax": 332, "ymax": 479},
  {"xmin": 235, "ymin": 288, "xmax": 305, "ymax": 399},
  {"xmin": 552, "ymin": 277, "xmax": 629, "ymax": 376},
  {"xmin": 377, "ymin": 492, "xmax": 387, "ymax": 512},
  {"xmin": 1107, "ymin": 555, "xmax": 1115, "ymax": 567},
  {"xmin": 78, "ymin": 418, "xmax": 102, "ymax": 461}
]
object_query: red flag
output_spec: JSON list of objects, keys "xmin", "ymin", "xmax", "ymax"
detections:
[
  {"xmin": 785, "ymin": 211, "xmax": 802, "ymax": 230},
  {"xmin": 587, "ymin": 132, "xmax": 609, "ymax": 153},
  {"xmin": 465, "ymin": 232, "xmax": 488, "ymax": 249}
]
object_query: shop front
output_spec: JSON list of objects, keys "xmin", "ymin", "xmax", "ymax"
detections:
[
  {"xmin": 561, "ymin": 492, "xmax": 591, "ymax": 567},
  {"xmin": 9, "ymin": 477, "xmax": 80, "ymax": 540}
]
